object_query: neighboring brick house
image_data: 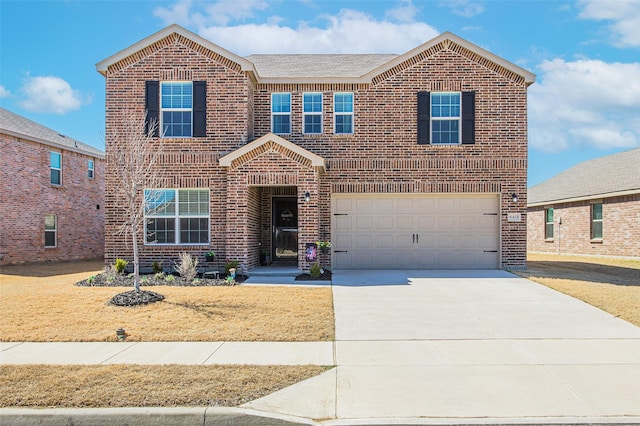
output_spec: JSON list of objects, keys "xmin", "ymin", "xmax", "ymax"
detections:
[
  {"xmin": 0, "ymin": 108, "xmax": 105, "ymax": 265},
  {"xmin": 96, "ymin": 24, "xmax": 534, "ymax": 272},
  {"xmin": 528, "ymin": 148, "xmax": 640, "ymax": 258}
]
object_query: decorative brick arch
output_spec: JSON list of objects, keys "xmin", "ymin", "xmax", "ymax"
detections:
[{"xmin": 220, "ymin": 133, "xmax": 326, "ymax": 272}]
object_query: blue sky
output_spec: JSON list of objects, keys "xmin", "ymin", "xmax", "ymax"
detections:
[{"xmin": 1, "ymin": 0, "xmax": 639, "ymax": 187}]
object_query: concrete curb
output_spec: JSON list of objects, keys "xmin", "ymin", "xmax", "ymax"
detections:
[{"xmin": 0, "ymin": 407, "xmax": 313, "ymax": 425}]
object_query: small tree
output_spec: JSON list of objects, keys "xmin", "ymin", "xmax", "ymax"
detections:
[{"xmin": 107, "ymin": 111, "xmax": 164, "ymax": 292}]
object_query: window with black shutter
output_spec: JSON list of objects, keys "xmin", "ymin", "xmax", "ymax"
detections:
[{"xmin": 417, "ymin": 90, "xmax": 476, "ymax": 145}]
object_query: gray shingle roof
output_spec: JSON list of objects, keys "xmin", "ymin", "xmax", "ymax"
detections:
[
  {"xmin": 245, "ymin": 54, "xmax": 399, "ymax": 78},
  {"xmin": 528, "ymin": 147, "xmax": 640, "ymax": 205},
  {"xmin": 0, "ymin": 107, "xmax": 104, "ymax": 158}
]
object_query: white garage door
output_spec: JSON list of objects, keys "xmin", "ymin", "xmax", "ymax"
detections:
[{"xmin": 331, "ymin": 194, "xmax": 499, "ymax": 269}]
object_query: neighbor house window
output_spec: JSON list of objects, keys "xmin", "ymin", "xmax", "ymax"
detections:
[
  {"xmin": 303, "ymin": 92, "xmax": 322, "ymax": 134},
  {"xmin": 45, "ymin": 214, "xmax": 57, "ymax": 247},
  {"xmin": 334, "ymin": 92, "xmax": 353, "ymax": 134},
  {"xmin": 88, "ymin": 159, "xmax": 94, "ymax": 179},
  {"xmin": 50, "ymin": 151, "xmax": 62, "ymax": 185},
  {"xmin": 271, "ymin": 93, "xmax": 291, "ymax": 134},
  {"xmin": 144, "ymin": 189, "xmax": 209, "ymax": 245},
  {"xmin": 545, "ymin": 208, "xmax": 554, "ymax": 239},
  {"xmin": 591, "ymin": 203, "xmax": 603, "ymax": 240},
  {"xmin": 161, "ymin": 82, "xmax": 193, "ymax": 137},
  {"xmin": 431, "ymin": 92, "xmax": 461, "ymax": 144}
]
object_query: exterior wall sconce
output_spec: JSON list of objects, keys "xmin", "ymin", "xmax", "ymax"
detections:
[
  {"xmin": 304, "ymin": 191, "xmax": 311, "ymax": 202},
  {"xmin": 511, "ymin": 193, "xmax": 518, "ymax": 203}
]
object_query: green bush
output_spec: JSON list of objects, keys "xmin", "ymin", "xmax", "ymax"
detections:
[
  {"xmin": 151, "ymin": 261, "xmax": 163, "ymax": 274},
  {"xmin": 114, "ymin": 258, "xmax": 128, "ymax": 274},
  {"xmin": 309, "ymin": 263, "xmax": 321, "ymax": 278},
  {"xmin": 165, "ymin": 274, "xmax": 175, "ymax": 282},
  {"xmin": 224, "ymin": 260, "xmax": 239, "ymax": 273}
]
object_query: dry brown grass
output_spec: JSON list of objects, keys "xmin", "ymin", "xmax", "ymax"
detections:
[
  {"xmin": 0, "ymin": 261, "xmax": 334, "ymax": 342},
  {"xmin": 517, "ymin": 253, "xmax": 640, "ymax": 326},
  {"xmin": 0, "ymin": 364, "xmax": 329, "ymax": 408}
]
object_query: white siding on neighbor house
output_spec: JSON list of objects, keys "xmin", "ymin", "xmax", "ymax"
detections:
[{"xmin": 331, "ymin": 194, "xmax": 500, "ymax": 269}]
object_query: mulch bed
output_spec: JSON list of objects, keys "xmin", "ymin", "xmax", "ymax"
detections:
[
  {"xmin": 295, "ymin": 269, "xmax": 332, "ymax": 281},
  {"xmin": 76, "ymin": 272, "xmax": 247, "ymax": 288}
]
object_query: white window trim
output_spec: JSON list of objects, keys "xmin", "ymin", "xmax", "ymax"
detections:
[
  {"xmin": 144, "ymin": 188, "xmax": 210, "ymax": 246},
  {"xmin": 45, "ymin": 214, "xmax": 57, "ymax": 248},
  {"xmin": 431, "ymin": 91, "xmax": 461, "ymax": 145},
  {"xmin": 303, "ymin": 92, "xmax": 323, "ymax": 135},
  {"xmin": 160, "ymin": 81, "xmax": 193, "ymax": 138},
  {"xmin": 334, "ymin": 92, "xmax": 354, "ymax": 135},
  {"xmin": 88, "ymin": 159, "xmax": 95, "ymax": 179},
  {"xmin": 50, "ymin": 151, "xmax": 62, "ymax": 186},
  {"xmin": 544, "ymin": 207, "xmax": 554, "ymax": 240},
  {"xmin": 271, "ymin": 92, "xmax": 291, "ymax": 135},
  {"xmin": 591, "ymin": 202, "xmax": 603, "ymax": 240}
]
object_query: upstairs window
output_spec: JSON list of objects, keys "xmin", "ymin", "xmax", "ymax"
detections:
[
  {"xmin": 50, "ymin": 151, "xmax": 62, "ymax": 185},
  {"xmin": 272, "ymin": 93, "xmax": 291, "ymax": 134},
  {"xmin": 145, "ymin": 81, "xmax": 206, "ymax": 138},
  {"xmin": 591, "ymin": 203, "xmax": 603, "ymax": 240},
  {"xmin": 161, "ymin": 82, "xmax": 193, "ymax": 137},
  {"xmin": 45, "ymin": 214, "xmax": 57, "ymax": 247},
  {"xmin": 431, "ymin": 92, "xmax": 461, "ymax": 144},
  {"xmin": 145, "ymin": 189, "xmax": 209, "ymax": 245},
  {"xmin": 417, "ymin": 91, "xmax": 475, "ymax": 145},
  {"xmin": 545, "ymin": 208, "xmax": 554, "ymax": 239},
  {"xmin": 303, "ymin": 92, "xmax": 323, "ymax": 134},
  {"xmin": 88, "ymin": 159, "xmax": 94, "ymax": 179},
  {"xmin": 334, "ymin": 92, "xmax": 353, "ymax": 134}
]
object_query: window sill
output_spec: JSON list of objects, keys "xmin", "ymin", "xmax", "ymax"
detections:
[
  {"xmin": 590, "ymin": 239, "xmax": 603, "ymax": 244},
  {"xmin": 544, "ymin": 239, "xmax": 554, "ymax": 243}
]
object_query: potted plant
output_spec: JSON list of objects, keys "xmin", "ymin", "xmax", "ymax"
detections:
[
  {"xmin": 317, "ymin": 241, "xmax": 331, "ymax": 254},
  {"xmin": 205, "ymin": 251, "xmax": 215, "ymax": 262}
]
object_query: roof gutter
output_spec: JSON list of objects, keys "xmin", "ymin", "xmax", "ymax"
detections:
[
  {"xmin": 1, "ymin": 128, "xmax": 105, "ymax": 159},
  {"xmin": 527, "ymin": 188, "xmax": 640, "ymax": 207}
]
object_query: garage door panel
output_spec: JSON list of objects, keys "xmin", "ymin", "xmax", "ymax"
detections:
[
  {"xmin": 332, "ymin": 194, "xmax": 499, "ymax": 269},
  {"xmin": 377, "ymin": 216, "xmax": 394, "ymax": 230}
]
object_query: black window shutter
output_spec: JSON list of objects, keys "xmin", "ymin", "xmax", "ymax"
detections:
[
  {"xmin": 193, "ymin": 81, "xmax": 206, "ymax": 137},
  {"xmin": 461, "ymin": 91, "xmax": 475, "ymax": 144},
  {"xmin": 145, "ymin": 81, "xmax": 159, "ymax": 137},
  {"xmin": 417, "ymin": 91, "xmax": 430, "ymax": 144}
]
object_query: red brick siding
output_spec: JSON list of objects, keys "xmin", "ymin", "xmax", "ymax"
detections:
[
  {"xmin": 103, "ymin": 36, "xmax": 528, "ymax": 271},
  {"xmin": 0, "ymin": 133, "xmax": 105, "ymax": 265},
  {"xmin": 528, "ymin": 195, "xmax": 640, "ymax": 258}
]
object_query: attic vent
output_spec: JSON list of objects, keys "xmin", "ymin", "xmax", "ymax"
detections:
[{"xmin": 58, "ymin": 134, "xmax": 66, "ymax": 138}]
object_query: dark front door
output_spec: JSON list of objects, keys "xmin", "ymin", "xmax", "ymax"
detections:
[{"xmin": 273, "ymin": 198, "xmax": 298, "ymax": 263}]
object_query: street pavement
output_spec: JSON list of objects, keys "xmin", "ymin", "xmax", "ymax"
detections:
[{"xmin": 2, "ymin": 270, "xmax": 640, "ymax": 425}]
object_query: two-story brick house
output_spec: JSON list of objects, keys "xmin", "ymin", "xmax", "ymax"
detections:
[
  {"xmin": 97, "ymin": 24, "xmax": 534, "ymax": 272},
  {"xmin": 0, "ymin": 108, "xmax": 105, "ymax": 265}
]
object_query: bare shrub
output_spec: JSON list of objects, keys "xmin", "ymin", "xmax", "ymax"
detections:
[{"xmin": 174, "ymin": 252, "xmax": 198, "ymax": 282}]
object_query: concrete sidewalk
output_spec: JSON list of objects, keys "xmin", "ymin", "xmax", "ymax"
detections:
[{"xmin": 0, "ymin": 341, "xmax": 334, "ymax": 365}]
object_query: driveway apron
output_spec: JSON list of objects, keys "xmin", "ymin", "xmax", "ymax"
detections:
[{"xmin": 245, "ymin": 270, "xmax": 640, "ymax": 424}]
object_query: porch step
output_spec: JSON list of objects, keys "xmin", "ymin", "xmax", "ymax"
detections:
[{"xmin": 247, "ymin": 266, "xmax": 300, "ymax": 278}]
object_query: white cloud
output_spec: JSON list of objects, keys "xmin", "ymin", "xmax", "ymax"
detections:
[
  {"xmin": 154, "ymin": 0, "xmax": 269, "ymax": 27},
  {"xmin": 154, "ymin": 1, "xmax": 438, "ymax": 54},
  {"xmin": 578, "ymin": 0, "xmax": 640, "ymax": 47},
  {"xmin": 440, "ymin": 0, "xmax": 485, "ymax": 18},
  {"xmin": 386, "ymin": 0, "xmax": 419, "ymax": 23},
  {"xmin": 0, "ymin": 85, "xmax": 10, "ymax": 98},
  {"xmin": 19, "ymin": 76, "xmax": 86, "ymax": 114},
  {"xmin": 202, "ymin": 9, "xmax": 437, "ymax": 54},
  {"xmin": 529, "ymin": 58, "xmax": 640, "ymax": 152}
]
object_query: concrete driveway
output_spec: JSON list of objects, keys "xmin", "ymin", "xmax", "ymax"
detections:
[{"xmin": 245, "ymin": 270, "xmax": 640, "ymax": 424}]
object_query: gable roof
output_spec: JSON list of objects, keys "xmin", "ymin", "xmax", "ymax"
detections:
[
  {"xmin": 219, "ymin": 133, "xmax": 325, "ymax": 172},
  {"xmin": 96, "ymin": 24, "xmax": 256, "ymax": 76},
  {"xmin": 528, "ymin": 147, "xmax": 640, "ymax": 206},
  {"xmin": 0, "ymin": 107, "xmax": 104, "ymax": 158},
  {"xmin": 97, "ymin": 24, "xmax": 535, "ymax": 86}
]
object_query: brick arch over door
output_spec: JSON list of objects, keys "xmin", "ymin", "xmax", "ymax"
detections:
[{"xmin": 220, "ymin": 133, "xmax": 325, "ymax": 271}]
